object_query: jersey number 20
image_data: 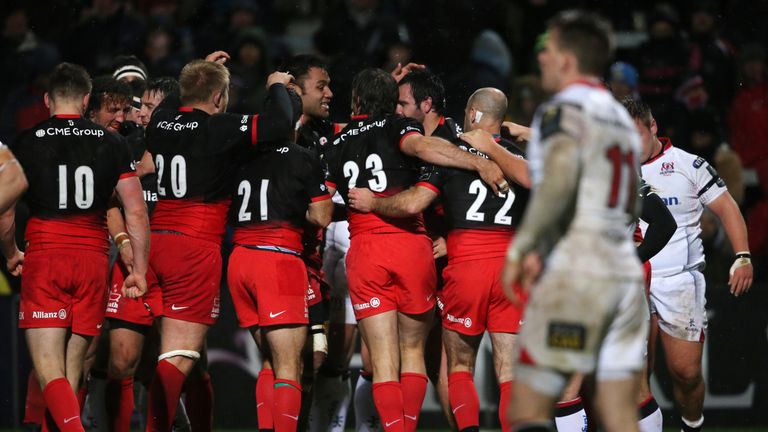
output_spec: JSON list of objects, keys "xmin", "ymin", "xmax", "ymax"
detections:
[{"xmin": 156, "ymin": 155, "xmax": 187, "ymax": 198}]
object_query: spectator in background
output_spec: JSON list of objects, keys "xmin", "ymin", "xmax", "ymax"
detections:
[
  {"xmin": 686, "ymin": 108, "xmax": 745, "ymax": 206},
  {"xmin": 0, "ymin": 43, "xmax": 60, "ymax": 143},
  {"xmin": 608, "ymin": 61, "xmax": 640, "ymax": 101},
  {"xmin": 64, "ymin": 0, "xmax": 146, "ymax": 72},
  {"xmin": 141, "ymin": 25, "xmax": 187, "ymax": 77},
  {"xmin": 729, "ymin": 43, "xmax": 768, "ymax": 202},
  {"xmin": 634, "ymin": 4, "xmax": 689, "ymax": 132},
  {"xmin": 688, "ymin": 0, "xmax": 736, "ymax": 111},
  {"xmin": 228, "ymin": 28, "xmax": 272, "ymax": 114},
  {"xmin": 507, "ymin": 75, "xmax": 545, "ymax": 128}
]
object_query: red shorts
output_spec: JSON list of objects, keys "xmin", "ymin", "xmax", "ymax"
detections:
[
  {"xmin": 19, "ymin": 249, "xmax": 109, "ymax": 336},
  {"xmin": 441, "ymin": 256, "xmax": 523, "ymax": 336},
  {"xmin": 150, "ymin": 233, "xmax": 222, "ymax": 325},
  {"xmin": 346, "ymin": 232, "xmax": 436, "ymax": 320},
  {"xmin": 227, "ymin": 247, "xmax": 309, "ymax": 328},
  {"xmin": 104, "ymin": 260, "xmax": 163, "ymax": 326}
]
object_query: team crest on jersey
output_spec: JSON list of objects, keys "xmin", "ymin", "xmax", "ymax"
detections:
[{"xmin": 660, "ymin": 161, "xmax": 675, "ymax": 176}]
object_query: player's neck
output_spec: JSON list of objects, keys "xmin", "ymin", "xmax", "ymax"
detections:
[
  {"xmin": 185, "ymin": 101, "xmax": 218, "ymax": 115},
  {"xmin": 651, "ymin": 137, "xmax": 664, "ymax": 157},
  {"xmin": 50, "ymin": 103, "xmax": 84, "ymax": 117},
  {"xmin": 560, "ymin": 74, "xmax": 603, "ymax": 91},
  {"xmin": 423, "ymin": 113, "xmax": 441, "ymax": 136}
]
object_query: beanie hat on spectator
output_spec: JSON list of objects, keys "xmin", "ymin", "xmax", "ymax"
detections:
[{"xmin": 608, "ymin": 62, "xmax": 639, "ymax": 90}]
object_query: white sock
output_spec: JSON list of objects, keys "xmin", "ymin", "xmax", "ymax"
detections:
[
  {"xmin": 309, "ymin": 373, "xmax": 352, "ymax": 432},
  {"xmin": 638, "ymin": 397, "xmax": 663, "ymax": 432},
  {"xmin": 554, "ymin": 398, "xmax": 587, "ymax": 432},
  {"xmin": 681, "ymin": 415, "xmax": 704, "ymax": 431},
  {"xmin": 354, "ymin": 373, "xmax": 379, "ymax": 432}
]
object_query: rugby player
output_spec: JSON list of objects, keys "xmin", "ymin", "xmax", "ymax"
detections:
[
  {"xmin": 623, "ymin": 97, "xmax": 752, "ymax": 432},
  {"xmin": 2, "ymin": 62, "xmax": 149, "ymax": 432},
  {"xmin": 502, "ymin": 11, "xmax": 647, "ymax": 431},
  {"xmin": 323, "ymin": 67, "xmax": 505, "ymax": 432}
]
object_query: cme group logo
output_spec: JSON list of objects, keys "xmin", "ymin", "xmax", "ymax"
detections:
[{"xmin": 36, "ymin": 129, "xmax": 45, "ymax": 138}]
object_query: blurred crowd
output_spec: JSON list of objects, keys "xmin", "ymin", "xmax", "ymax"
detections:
[{"xmin": 1, "ymin": 0, "xmax": 768, "ymax": 286}]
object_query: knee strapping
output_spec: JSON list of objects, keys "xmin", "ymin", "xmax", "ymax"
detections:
[{"xmin": 158, "ymin": 350, "xmax": 201, "ymax": 362}]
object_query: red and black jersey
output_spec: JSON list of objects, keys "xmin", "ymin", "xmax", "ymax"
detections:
[
  {"xmin": 417, "ymin": 136, "xmax": 529, "ymax": 263},
  {"xmin": 117, "ymin": 121, "xmax": 159, "ymax": 212},
  {"xmin": 325, "ymin": 114, "xmax": 425, "ymax": 236},
  {"xmin": 296, "ymin": 117, "xmax": 344, "ymax": 163},
  {"xmin": 145, "ymin": 84, "xmax": 292, "ymax": 244},
  {"xmin": 229, "ymin": 142, "xmax": 331, "ymax": 252},
  {"xmin": 11, "ymin": 115, "xmax": 135, "ymax": 253},
  {"xmin": 431, "ymin": 116, "xmax": 462, "ymax": 142}
]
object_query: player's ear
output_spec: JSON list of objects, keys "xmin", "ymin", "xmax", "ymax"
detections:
[
  {"xmin": 650, "ymin": 117, "xmax": 658, "ymax": 135},
  {"xmin": 421, "ymin": 97, "xmax": 433, "ymax": 114},
  {"xmin": 82, "ymin": 93, "xmax": 90, "ymax": 114},
  {"xmin": 44, "ymin": 93, "xmax": 51, "ymax": 110}
]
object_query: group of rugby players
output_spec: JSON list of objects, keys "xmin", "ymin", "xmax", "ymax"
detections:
[{"xmin": 0, "ymin": 8, "xmax": 755, "ymax": 432}]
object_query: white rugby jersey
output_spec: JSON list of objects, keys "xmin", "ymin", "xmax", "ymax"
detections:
[
  {"xmin": 639, "ymin": 138, "xmax": 726, "ymax": 277},
  {"xmin": 527, "ymin": 81, "xmax": 642, "ymax": 277}
]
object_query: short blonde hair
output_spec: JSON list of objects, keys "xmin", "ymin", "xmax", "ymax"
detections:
[{"xmin": 179, "ymin": 60, "xmax": 230, "ymax": 105}]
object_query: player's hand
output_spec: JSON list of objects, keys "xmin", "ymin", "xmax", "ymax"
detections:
[
  {"xmin": 502, "ymin": 251, "xmax": 541, "ymax": 306},
  {"xmin": 476, "ymin": 158, "xmax": 507, "ymax": 195},
  {"xmin": 460, "ymin": 129, "xmax": 497, "ymax": 155},
  {"xmin": 729, "ymin": 261, "xmax": 753, "ymax": 297},
  {"xmin": 348, "ymin": 187, "xmax": 375, "ymax": 213},
  {"xmin": 390, "ymin": 62, "xmax": 426, "ymax": 83},
  {"xmin": 6, "ymin": 249, "xmax": 23, "ymax": 276},
  {"xmin": 433, "ymin": 237, "xmax": 447, "ymax": 259},
  {"xmin": 122, "ymin": 272, "xmax": 148, "ymax": 299},
  {"xmin": 501, "ymin": 121, "xmax": 532, "ymax": 143},
  {"xmin": 205, "ymin": 50, "xmax": 230, "ymax": 64},
  {"xmin": 267, "ymin": 71, "xmax": 294, "ymax": 88}
]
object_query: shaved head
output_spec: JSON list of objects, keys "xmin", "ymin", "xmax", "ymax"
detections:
[{"xmin": 467, "ymin": 87, "xmax": 507, "ymax": 122}]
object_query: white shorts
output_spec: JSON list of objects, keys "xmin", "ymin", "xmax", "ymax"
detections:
[
  {"xmin": 649, "ymin": 270, "xmax": 707, "ymax": 342},
  {"xmin": 323, "ymin": 221, "xmax": 355, "ymax": 325},
  {"xmin": 515, "ymin": 267, "xmax": 647, "ymax": 396}
]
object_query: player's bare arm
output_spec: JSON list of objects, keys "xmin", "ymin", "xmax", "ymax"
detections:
[
  {"xmin": 0, "ymin": 204, "xmax": 22, "ymax": 276},
  {"xmin": 205, "ymin": 50, "xmax": 231, "ymax": 64},
  {"xmin": 400, "ymin": 133, "xmax": 506, "ymax": 194},
  {"xmin": 502, "ymin": 132, "xmax": 580, "ymax": 301},
  {"xmin": 107, "ymin": 205, "xmax": 134, "ymax": 273},
  {"xmin": 115, "ymin": 176, "xmax": 150, "ymax": 298},
  {"xmin": 306, "ymin": 198, "xmax": 334, "ymax": 228},
  {"xmin": 348, "ymin": 185, "xmax": 437, "ymax": 217},
  {"xmin": 0, "ymin": 147, "xmax": 28, "ymax": 214},
  {"xmin": 390, "ymin": 62, "xmax": 426, "ymax": 83},
  {"xmin": 461, "ymin": 129, "xmax": 531, "ymax": 188},
  {"xmin": 706, "ymin": 191, "xmax": 753, "ymax": 296},
  {"xmin": 501, "ymin": 121, "xmax": 532, "ymax": 143}
]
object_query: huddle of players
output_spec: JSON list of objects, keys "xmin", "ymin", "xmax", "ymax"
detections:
[{"xmin": 0, "ymin": 8, "xmax": 754, "ymax": 432}]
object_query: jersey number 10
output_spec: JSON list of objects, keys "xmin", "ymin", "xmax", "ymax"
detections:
[{"xmin": 58, "ymin": 165, "xmax": 94, "ymax": 209}]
